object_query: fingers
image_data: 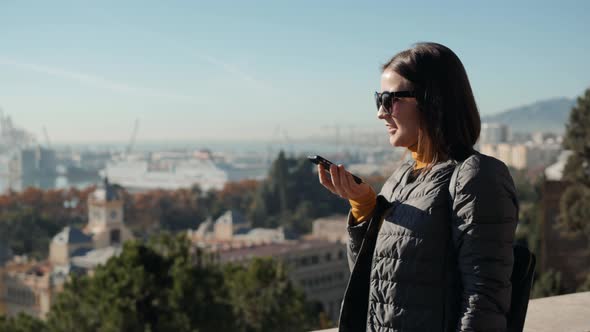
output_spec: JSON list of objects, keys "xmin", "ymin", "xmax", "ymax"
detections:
[
  {"xmin": 318, "ymin": 164, "xmax": 337, "ymax": 194},
  {"xmin": 332, "ymin": 164, "xmax": 358, "ymax": 199},
  {"xmin": 341, "ymin": 168, "xmax": 357, "ymax": 197},
  {"xmin": 318, "ymin": 163, "xmax": 365, "ymax": 200},
  {"xmin": 330, "ymin": 164, "xmax": 344, "ymax": 196},
  {"xmin": 339, "ymin": 165, "xmax": 370, "ymax": 200}
]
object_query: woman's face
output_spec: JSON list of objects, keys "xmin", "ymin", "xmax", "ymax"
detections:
[{"xmin": 378, "ymin": 70, "xmax": 420, "ymax": 148}]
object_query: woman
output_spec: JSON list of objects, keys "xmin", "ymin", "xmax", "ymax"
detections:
[{"xmin": 318, "ymin": 43, "xmax": 518, "ymax": 331}]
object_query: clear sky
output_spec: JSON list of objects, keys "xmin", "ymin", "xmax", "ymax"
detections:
[{"xmin": 1, "ymin": 0, "xmax": 588, "ymax": 143}]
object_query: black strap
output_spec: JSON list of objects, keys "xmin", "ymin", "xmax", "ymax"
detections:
[{"xmin": 449, "ymin": 160, "xmax": 462, "ymax": 202}]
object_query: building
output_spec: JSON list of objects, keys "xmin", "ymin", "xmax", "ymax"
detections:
[
  {"xmin": 83, "ymin": 178, "xmax": 134, "ymax": 249},
  {"xmin": 480, "ymin": 141, "xmax": 561, "ymax": 170},
  {"xmin": 307, "ymin": 215, "xmax": 348, "ymax": 243},
  {"xmin": 189, "ymin": 211, "xmax": 351, "ymax": 323},
  {"xmin": 8, "ymin": 146, "xmax": 58, "ymax": 190},
  {"xmin": 212, "ymin": 210, "xmax": 251, "ymax": 240},
  {"xmin": 0, "ymin": 178, "xmax": 133, "ymax": 319},
  {"xmin": 479, "ymin": 123, "xmax": 510, "ymax": 145},
  {"xmin": 215, "ymin": 239, "xmax": 350, "ymax": 323},
  {"xmin": 188, "ymin": 210, "xmax": 286, "ymax": 244},
  {"xmin": 0, "ymin": 257, "xmax": 56, "ymax": 318}
]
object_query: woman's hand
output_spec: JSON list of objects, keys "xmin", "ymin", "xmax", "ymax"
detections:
[{"xmin": 317, "ymin": 164, "xmax": 375, "ymax": 200}]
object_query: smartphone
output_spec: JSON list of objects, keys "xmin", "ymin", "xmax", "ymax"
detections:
[{"xmin": 307, "ymin": 155, "xmax": 363, "ymax": 184}]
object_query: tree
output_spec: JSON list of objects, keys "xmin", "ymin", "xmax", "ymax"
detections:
[
  {"xmin": 46, "ymin": 234, "xmax": 236, "ymax": 332},
  {"xmin": 531, "ymin": 269, "xmax": 565, "ymax": 299},
  {"xmin": 577, "ymin": 273, "xmax": 590, "ymax": 292},
  {"xmin": 0, "ymin": 208, "xmax": 62, "ymax": 259},
  {"xmin": 509, "ymin": 168, "xmax": 544, "ymax": 258},
  {"xmin": 562, "ymin": 88, "xmax": 590, "ymax": 186},
  {"xmin": 559, "ymin": 88, "xmax": 590, "ymax": 246},
  {"xmin": 44, "ymin": 234, "xmax": 323, "ymax": 332},
  {"xmin": 247, "ymin": 151, "xmax": 349, "ymax": 234},
  {"xmin": 0, "ymin": 186, "xmax": 92, "ymax": 259},
  {"xmin": 275, "ymin": 151, "xmax": 292, "ymax": 213},
  {"xmin": 0, "ymin": 314, "xmax": 47, "ymax": 332},
  {"xmin": 223, "ymin": 258, "xmax": 318, "ymax": 332},
  {"xmin": 558, "ymin": 184, "xmax": 590, "ymax": 243}
]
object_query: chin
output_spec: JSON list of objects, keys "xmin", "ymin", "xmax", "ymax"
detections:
[
  {"xmin": 389, "ymin": 136, "xmax": 403, "ymax": 147},
  {"xmin": 388, "ymin": 133, "xmax": 410, "ymax": 148}
]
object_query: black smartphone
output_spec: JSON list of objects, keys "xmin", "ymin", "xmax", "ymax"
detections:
[{"xmin": 307, "ymin": 155, "xmax": 363, "ymax": 184}]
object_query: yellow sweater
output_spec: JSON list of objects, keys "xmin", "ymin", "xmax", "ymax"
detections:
[{"xmin": 349, "ymin": 143, "xmax": 426, "ymax": 223}]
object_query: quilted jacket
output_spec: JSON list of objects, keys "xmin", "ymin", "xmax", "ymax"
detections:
[{"xmin": 338, "ymin": 152, "xmax": 518, "ymax": 331}]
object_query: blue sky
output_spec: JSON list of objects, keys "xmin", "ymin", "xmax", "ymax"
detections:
[{"xmin": 1, "ymin": 0, "xmax": 588, "ymax": 143}]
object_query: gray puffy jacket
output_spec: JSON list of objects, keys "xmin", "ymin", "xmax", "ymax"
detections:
[{"xmin": 338, "ymin": 152, "xmax": 518, "ymax": 332}]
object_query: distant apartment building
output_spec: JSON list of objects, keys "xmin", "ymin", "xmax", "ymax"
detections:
[
  {"xmin": 0, "ymin": 178, "xmax": 133, "ymax": 319},
  {"xmin": 214, "ymin": 239, "xmax": 350, "ymax": 323},
  {"xmin": 479, "ymin": 123, "xmax": 510, "ymax": 145},
  {"xmin": 189, "ymin": 213, "xmax": 351, "ymax": 323},
  {"xmin": 8, "ymin": 146, "xmax": 58, "ymax": 190},
  {"xmin": 307, "ymin": 215, "xmax": 348, "ymax": 244},
  {"xmin": 480, "ymin": 141, "xmax": 561, "ymax": 170}
]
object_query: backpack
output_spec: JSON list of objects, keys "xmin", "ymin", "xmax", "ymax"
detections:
[{"xmin": 449, "ymin": 162, "xmax": 536, "ymax": 332}]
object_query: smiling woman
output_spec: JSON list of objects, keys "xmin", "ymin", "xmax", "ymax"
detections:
[
  {"xmin": 378, "ymin": 44, "xmax": 481, "ymax": 172},
  {"xmin": 316, "ymin": 43, "xmax": 520, "ymax": 332}
]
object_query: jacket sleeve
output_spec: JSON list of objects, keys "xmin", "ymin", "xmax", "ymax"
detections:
[
  {"xmin": 346, "ymin": 208, "xmax": 371, "ymax": 272},
  {"xmin": 451, "ymin": 155, "xmax": 518, "ymax": 331}
]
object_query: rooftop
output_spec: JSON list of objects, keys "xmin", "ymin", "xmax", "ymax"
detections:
[
  {"xmin": 70, "ymin": 246, "xmax": 122, "ymax": 269},
  {"xmin": 51, "ymin": 226, "xmax": 93, "ymax": 245},
  {"xmin": 216, "ymin": 239, "xmax": 344, "ymax": 262}
]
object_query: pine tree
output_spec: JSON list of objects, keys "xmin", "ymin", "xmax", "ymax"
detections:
[
  {"xmin": 269, "ymin": 150, "xmax": 291, "ymax": 213},
  {"xmin": 0, "ymin": 313, "xmax": 47, "ymax": 332},
  {"xmin": 223, "ymin": 258, "xmax": 318, "ymax": 332},
  {"xmin": 562, "ymin": 88, "xmax": 590, "ymax": 185},
  {"xmin": 559, "ymin": 88, "xmax": 590, "ymax": 246},
  {"xmin": 46, "ymin": 234, "xmax": 237, "ymax": 332}
]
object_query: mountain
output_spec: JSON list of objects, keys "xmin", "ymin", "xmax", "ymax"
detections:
[{"xmin": 481, "ymin": 97, "xmax": 576, "ymax": 134}]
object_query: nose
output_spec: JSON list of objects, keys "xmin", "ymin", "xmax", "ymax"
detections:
[{"xmin": 377, "ymin": 105, "xmax": 388, "ymax": 119}]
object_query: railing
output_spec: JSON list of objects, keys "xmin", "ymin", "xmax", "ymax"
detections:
[{"xmin": 310, "ymin": 291, "xmax": 590, "ymax": 332}]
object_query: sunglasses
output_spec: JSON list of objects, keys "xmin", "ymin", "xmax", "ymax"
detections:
[{"xmin": 374, "ymin": 91, "xmax": 416, "ymax": 113}]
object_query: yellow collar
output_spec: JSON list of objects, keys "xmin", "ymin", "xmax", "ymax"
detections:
[{"xmin": 408, "ymin": 143, "xmax": 428, "ymax": 170}]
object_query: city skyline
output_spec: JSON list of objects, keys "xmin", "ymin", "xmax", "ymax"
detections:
[{"xmin": 1, "ymin": 1, "xmax": 589, "ymax": 143}]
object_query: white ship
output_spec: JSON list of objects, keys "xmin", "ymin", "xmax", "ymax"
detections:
[{"xmin": 103, "ymin": 156, "xmax": 229, "ymax": 192}]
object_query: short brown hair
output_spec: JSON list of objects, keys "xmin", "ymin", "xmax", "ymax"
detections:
[{"xmin": 382, "ymin": 42, "xmax": 480, "ymax": 169}]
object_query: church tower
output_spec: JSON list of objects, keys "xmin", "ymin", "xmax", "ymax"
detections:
[{"xmin": 85, "ymin": 178, "xmax": 133, "ymax": 248}]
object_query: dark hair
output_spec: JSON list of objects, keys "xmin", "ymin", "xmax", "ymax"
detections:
[{"xmin": 382, "ymin": 42, "xmax": 480, "ymax": 167}]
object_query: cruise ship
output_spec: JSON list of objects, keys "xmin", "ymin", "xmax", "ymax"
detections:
[{"xmin": 103, "ymin": 156, "xmax": 229, "ymax": 192}]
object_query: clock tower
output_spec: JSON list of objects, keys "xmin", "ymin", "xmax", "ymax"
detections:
[{"xmin": 85, "ymin": 177, "xmax": 133, "ymax": 247}]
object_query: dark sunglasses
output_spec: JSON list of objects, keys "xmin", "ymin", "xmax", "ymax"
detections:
[{"xmin": 374, "ymin": 91, "xmax": 416, "ymax": 113}]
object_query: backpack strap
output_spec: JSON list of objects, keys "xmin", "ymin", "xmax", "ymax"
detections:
[
  {"xmin": 449, "ymin": 160, "xmax": 462, "ymax": 202},
  {"xmin": 443, "ymin": 159, "xmax": 462, "ymax": 328}
]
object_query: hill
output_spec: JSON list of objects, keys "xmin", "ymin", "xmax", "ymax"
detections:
[{"xmin": 482, "ymin": 97, "xmax": 575, "ymax": 133}]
